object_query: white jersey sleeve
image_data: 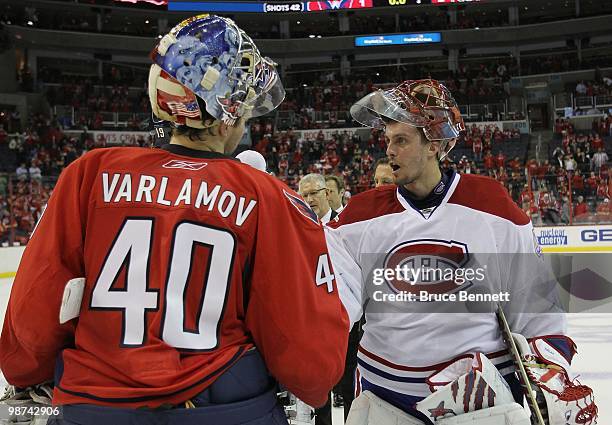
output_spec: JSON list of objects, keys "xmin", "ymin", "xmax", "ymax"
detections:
[
  {"xmin": 325, "ymin": 225, "xmax": 363, "ymax": 324},
  {"xmin": 502, "ymin": 220, "xmax": 567, "ymax": 337}
]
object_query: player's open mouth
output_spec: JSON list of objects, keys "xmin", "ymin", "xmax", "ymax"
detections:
[{"xmin": 391, "ymin": 164, "xmax": 401, "ymax": 172}]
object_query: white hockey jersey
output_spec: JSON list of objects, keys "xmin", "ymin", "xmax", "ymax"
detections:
[{"xmin": 326, "ymin": 172, "xmax": 566, "ymax": 398}]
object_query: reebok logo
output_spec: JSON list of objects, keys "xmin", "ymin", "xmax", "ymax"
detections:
[{"xmin": 162, "ymin": 160, "xmax": 208, "ymax": 171}]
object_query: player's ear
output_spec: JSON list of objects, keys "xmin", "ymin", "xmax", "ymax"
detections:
[{"xmin": 428, "ymin": 141, "xmax": 440, "ymax": 158}]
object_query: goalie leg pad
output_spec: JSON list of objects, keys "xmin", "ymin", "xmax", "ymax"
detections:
[
  {"xmin": 415, "ymin": 352, "xmax": 516, "ymax": 422},
  {"xmin": 437, "ymin": 403, "xmax": 530, "ymax": 425},
  {"xmin": 345, "ymin": 391, "xmax": 425, "ymax": 425}
]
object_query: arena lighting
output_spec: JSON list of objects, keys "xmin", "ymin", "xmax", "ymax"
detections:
[{"xmin": 355, "ymin": 32, "xmax": 441, "ymax": 46}]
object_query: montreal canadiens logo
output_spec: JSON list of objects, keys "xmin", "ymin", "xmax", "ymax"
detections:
[{"xmin": 383, "ymin": 239, "xmax": 470, "ymax": 295}]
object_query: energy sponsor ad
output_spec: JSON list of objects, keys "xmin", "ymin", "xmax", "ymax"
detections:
[{"xmin": 534, "ymin": 225, "xmax": 612, "ymax": 251}]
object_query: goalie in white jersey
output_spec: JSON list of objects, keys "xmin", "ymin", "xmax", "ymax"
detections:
[{"xmin": 326, "ymin": 79, "xmax": 597, "ymax": 425}]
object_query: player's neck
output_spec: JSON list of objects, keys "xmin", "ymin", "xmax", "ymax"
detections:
[
  {"xmin": 170, "ymin": 135, "xmax": 226, "ymax": 154},
  {"xmin": 403, "ymin": 164, "xmax": 442, "ymax": 200}
]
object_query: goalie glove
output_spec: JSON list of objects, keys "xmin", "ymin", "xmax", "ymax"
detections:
[
  {"xmin": 1, "ymin": 383, "xmax": 52, "ymax": 405},
  {"xmin": 511, "ymin": 334, "xmax": 598, "ymax": 425},
  {"xmin": 1, "ymin": 383, "xmax": 53, "ymax": 424},
  {"xmin": 0, "ymin": 386, "xmax": 33, "ymax": 405}
]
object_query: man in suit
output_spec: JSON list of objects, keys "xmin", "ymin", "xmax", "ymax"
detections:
[
  {"xmin": 299, "ymin": 174, "xmax": 338, "ymax": 225},
  {"xmin": 325, "ymin": 175, "xmax": 346, "ymax": 214}
]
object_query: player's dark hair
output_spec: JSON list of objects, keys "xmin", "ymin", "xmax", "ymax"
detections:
[
  {"xmin": 173, "ymin": 125, "xmax": 216, "ymax": 142},
  {"xmin": 325, "ymin": 175, "xmax": 344, "ymax": 192}
]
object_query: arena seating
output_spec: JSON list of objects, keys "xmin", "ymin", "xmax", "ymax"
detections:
[{"xmin": 1, "ymin": 66, "xmax": 611, "ymax": 244}]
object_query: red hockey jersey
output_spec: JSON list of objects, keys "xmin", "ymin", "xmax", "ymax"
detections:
[{"xmin": 0, "ymin": 144, "xmax": 349, "ymax": 408}]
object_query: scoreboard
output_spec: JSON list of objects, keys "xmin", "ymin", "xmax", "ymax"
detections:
[
  {"xmin": 377, "ymin": 0, "xmax": 481, "ymax": 5},
  {"xmin": 168, "ymin": 1, "xmax": 373, "ymax": 12},
  {"xmin": 115, "ymin": 0, "xmax": 481, "ymax": 11}
]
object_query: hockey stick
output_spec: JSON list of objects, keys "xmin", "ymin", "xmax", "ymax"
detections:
[{"xmin": 496, "ymin": 304, "xmax": 546, "ymax": 425}]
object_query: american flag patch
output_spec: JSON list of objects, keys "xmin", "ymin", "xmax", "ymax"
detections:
[
  {"xmin": 155, "ymin": 70, "xmax": 203, "ymax": 125},
  {"xmin": 166, "ymin": 101, "xmax": 202, "ymax": 118}
]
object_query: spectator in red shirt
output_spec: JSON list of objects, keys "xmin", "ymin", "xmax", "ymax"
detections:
[
  {"xmin": 586, "ymin": 172, "xmax": 599, "ymax": 196},
  {"xmin": 495, "ymin": 151, "xmax": 506, "ymax": 169},
  {"xmin": 361, "ymin": 150, "xmax": 373, "ymax": 172},
  {"xmin": 255, "ymin": 136, "xmax": 269, "ymax": 154},
  {"xmin": 574, "ymin": 195, "xmax": 588, "ymax": 217},
  {"xmin": 357, "ymin": 174, "xmax": 370, "ymax": 193},
  {"xmin": 592, "ymin": 134, "xmax": 604, "ymax": 151},
  {"xmin": 527, "ymin": 159, "xmax": 538, "ymax": 178},
  {"xmin": 329, "ymin": 151, "xmax": 340, "ymax": 168},
  {"xmin": 291, "ymin": 149, "xmax": 303, "ymax": 167},
  {"xmin": 495, "ymin": 167, "xmax": 508, "ymax": 185},
  {"xmin": 597, "ymin": 180, "xmax": 610, "ymax": 199},
  {"xmin": 536, "ymin": 160, "xmax": 549, "ymax": 182},
  {"xmin": 507, "ymin": 156, "xmax": 521, "ymax": 172},
  {"xmin": 472, "ymin": 137, "xmax": 482, "ymax": 161},
  {"xmin": 483, "ymin": 151, "xmax": 495, "ymax": 170},
  {"xmin": 596, "ymin": 198, "xmax": 610, "ymax": 219},
  {"xmin": 522, "ymin": 200, "xmax": 540, "ymax": 222},
  {"xmin": 520, "ymin": 184, "xmax": 534, "ymax": 204},
  {"xmin": 538, "ymin": 191, "xmax": 552, "ymax": 212},
  {"xmin": 572, "ymin": 171, "xmax": 585, "ymax": 196}
]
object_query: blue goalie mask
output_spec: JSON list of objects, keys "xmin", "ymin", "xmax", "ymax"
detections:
[{"xmin": 149, "ymin": 14, "xmax": 285, "ymax": 128}]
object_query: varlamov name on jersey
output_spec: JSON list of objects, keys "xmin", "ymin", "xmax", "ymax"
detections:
[{"xmin": 101, "ymin": 172, "xmax": 257, "ymax": 226}]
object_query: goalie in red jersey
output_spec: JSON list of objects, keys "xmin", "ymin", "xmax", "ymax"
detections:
[{"xmin": 0, "ymin": 15, "xmax": 349, "ymax": 425}]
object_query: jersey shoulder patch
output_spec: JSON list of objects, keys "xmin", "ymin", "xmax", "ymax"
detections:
[
  {"xmin": 328, "ymin": 185, "xmax": 404, "ymax": 228},
  {"xmin": 448, "ymin": 174, "xmax": 529, "ymax": 226},
  {"xmin": 283, "ymin": 189, "xmax": 319, "ymax": 225}
]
